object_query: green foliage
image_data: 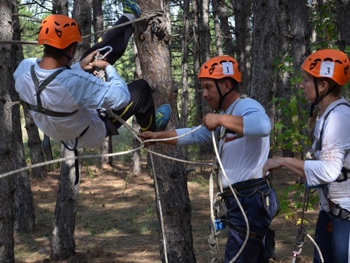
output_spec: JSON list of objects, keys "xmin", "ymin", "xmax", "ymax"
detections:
[
  {"xmin": 310, "ymin": 2, "xmax": 338, "ymax": 50},
  {"xmin": 271, "ymin": 95, "xmax": 310, "ymax": 153},
  {"xmin": 276, "ymin": 182, "xmax": 318, "ymax": 221}
]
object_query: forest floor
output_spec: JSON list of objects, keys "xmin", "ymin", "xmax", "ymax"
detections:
[{"xmin": 14, "ymin": 153, "xmax": 319, "ymax": 263}]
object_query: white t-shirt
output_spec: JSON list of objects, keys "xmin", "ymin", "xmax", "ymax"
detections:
[
  {"xmin": 14, "ymin": 58, "xmax": 130, "ymax": 149},
  {"xmin": 176, "ymin": 97, "xmax": 271, "ymax": 187}
]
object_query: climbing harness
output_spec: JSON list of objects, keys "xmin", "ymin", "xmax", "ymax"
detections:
[
  {"xmin": 209, "ymin": 129, "xmax": 250, "ymax": 263},
  {"xmin": 207, "ymin": 97, "xmax": 251, "ymax": 263},
  {"xmin": 25, "ymin": 65, "xmax": 85, "ymax": 185}
]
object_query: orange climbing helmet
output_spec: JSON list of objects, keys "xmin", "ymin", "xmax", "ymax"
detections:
[
  {"xmin": 38, "ymin": 14, "xmax": 82, "ymax": 49},
  {"xmin": 198, "ymin": 55, "xmax": 242, "ymax": 83},
  {"xmin": 302, "ymin": 49, "xmax": 350, "ymax": 86}
]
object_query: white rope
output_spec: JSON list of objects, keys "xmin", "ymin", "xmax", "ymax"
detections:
[
  {"xmin": 306, "ymin": 233, "xmax": 324, "ymax": 263},
  {"xmin": 0, "ymin": 117, "xmax": 212, "ymax": 178},
  {"xmin": 208, "ymin": 172, "xmax": 221, "ymax": 263},
  {"xmin": 149, "ymin": 153, "xmax": 168, "ymax": 263},
  {"xmin": 211, "ymin": 130, "xmax": 250, "ymax": 263},
  {"xmin": 0, "ymin": 146, "xmax": 144, "ymax": 179}
]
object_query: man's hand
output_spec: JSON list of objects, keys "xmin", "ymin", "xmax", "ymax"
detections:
[
  {"xmin": 140, "ymin": 131, "xmax": 157, "ymax": 147},
  {"xmin": 203, "ymin": 113, "xmax": 220, "ymax": 130},
  {"xmin": 80, "ymin": 50, "xmax": 110, "ymax": 71}
]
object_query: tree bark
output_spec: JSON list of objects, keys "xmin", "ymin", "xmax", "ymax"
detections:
[
  {"xmin": 235, "ymin": 0, "xmax": 252, "ymax": 95},
  {"xmin": 335, "ymin": 0, "xmax": 350, "ymax": 99},
  {"xmin": 180, "ymin": 0, "xmax": 190, "ymax": 128},
  {"xmin": 92, "ymin": 0, "xmax": 104, "ymax": 42},
  {"xmin": 23, "ymin": 104, "xmax": 48, "ymax": 177},
  {"xmin": 288, "ymin": 0, "xmax": 310, "ymax": 156},
  {"xmin": 212, "ymin": 0, "xmax": 234, "ymax": 56},
  {"xmin": 50, "ymin": 0, "xmax": 85, "ymax": 259},
  {"xmin": 50, "ymin": 146, "xmax": 79, "ymax": 260},
  {"xmin": 251, "ymin": 0, "xmax": 280, "ymax": 115},
  {"xmin": 11, "ymin": 0, "xmax": 36, "ymax": 234},
  {"xmin": 134, "ymin": 1, "xmax": 196, "ymax": 261},
  {"xmin": 0, "ymin": 0, "xmax": 17, "ymax": 261},
  {"xmin": 275, "ymin": 0, "xmax": 293, "ymax": 158}
]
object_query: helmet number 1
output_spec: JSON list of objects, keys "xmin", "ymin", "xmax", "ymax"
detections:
[
  {"xmin": 320, "ymin": 61, "xmax": 335, "ymax": 77},
  {"xmin": 222, "ymin": 62, "xmax": 234, "ymax": 76}
]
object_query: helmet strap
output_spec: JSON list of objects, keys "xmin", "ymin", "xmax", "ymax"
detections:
[
  {"xmin": 215, "ymin": 80, "xmax": 235, "ymax": 112},
  {"xmin": 309, "ymin": 77, "xmax": 338, "ymax": 117}
]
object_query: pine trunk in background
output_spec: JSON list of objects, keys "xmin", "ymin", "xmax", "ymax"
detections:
[
  {"xmin": 0, "ymin": 0, "xmax": 18, "ymax": 261},
  {"xmin": 23, "ymin": 104, "xmax": 48, "ymax": 177},
  {"xmin": 287, "ymin": 0, "xmax": 310, "ymax": 159},
  {"xmin": 234, "ymin": 0, "xmax": 252, "ymax": 95},
  {"xmin": 11, "ymin": 0, "xmax": 36, "ymax": 234},
  {"xmin": 50, "ymin": 0, "xmax": 89, "ymax": 259},
  {"xmin": 50, "ymin": 147, "xmax": 79, "ymax": 260},
  {"xmin": 134, "ymin": 1, "xmax": 196, "ymax": 261},
  {"xmin": 251, "ymin": 0, "xmax": 281, "ymax": 115},
  {"xmin": 336, "ymin": 0, "xmax": 350, "ymax": 99}
]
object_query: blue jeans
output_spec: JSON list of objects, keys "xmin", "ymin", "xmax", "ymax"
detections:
[
  {"xmin": 224, "ymin": 180, "xmax": 278, "ymax": 263},
  {"xmin": 314, "ymin": 209, "xmax": 350, "ymax": 263}
]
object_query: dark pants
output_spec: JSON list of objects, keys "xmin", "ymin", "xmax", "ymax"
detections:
[
  {"xmin": 314, "ymin": 209, "xmax": 350, "ymax": 263},
  {"xmin": 224, "ymin": 180, "xmax": 278, "ymax": 263},
  {"xmin": 81, "ymin": 16, "xmax": 156, "ymax": 132}
]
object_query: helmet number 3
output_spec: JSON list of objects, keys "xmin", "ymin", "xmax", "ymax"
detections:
[
  {"xmin": 320, "ymin": 61, "xmax": 335, "ymax": 77},
  {"xmin": 222, "ymin": 62, "xmax": 234, "ymax": 76}
]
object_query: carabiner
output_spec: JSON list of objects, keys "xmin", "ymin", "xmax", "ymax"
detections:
[{"xmin": 94, "ymin": 46, "xmax": 113, "ymax": 60}]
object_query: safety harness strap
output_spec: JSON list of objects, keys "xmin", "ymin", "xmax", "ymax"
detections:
[
  {"xmin": 29, "ymin": 65, "xmax": 82, "ymax": 185},
  {"xmin": 316, "ymin": 102, "xmax": 350, "ymax": 182},
  {"xmin": 28, "ymin": 65, "xmax": 78, "ymax": 117}
]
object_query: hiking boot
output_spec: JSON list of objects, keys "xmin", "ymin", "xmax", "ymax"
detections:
[
  {"xmin": 155, "ymin": 104, "xmax": 171, "ymax": 131},
  {"xmin": 123, "ymin": 0, "xmax": 141, "ymax": 18}
]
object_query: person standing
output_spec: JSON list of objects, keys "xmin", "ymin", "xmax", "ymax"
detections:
[
  {"xmin": 141, "ymin": 55, "xmax": 279, "ymax": 263},
  {"xmin": 263, "ymin": 49, "xmax": 350, "ymax": 263}
]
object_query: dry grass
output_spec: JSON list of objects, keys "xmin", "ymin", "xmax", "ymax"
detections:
[{"xmin": 14, "ymin": 159, "xmax": 317, "ymax": 263}]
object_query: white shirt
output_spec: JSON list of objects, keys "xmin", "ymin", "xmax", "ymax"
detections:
[
  {"xmin": 176, "ymin": 97, "xmax": 271, "ymax": 188},
  {"xmin": 304, "ymin": 97, "xmax": 350, "ymax": 211},
  {"xmin": 14, "ymin": 58, "xmax": 130, "ymax": 149}
]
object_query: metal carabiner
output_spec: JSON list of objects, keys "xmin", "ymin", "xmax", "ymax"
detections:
[{"xmin": 94, "ymin": 46, "xmax": 113, "ymax": 61}]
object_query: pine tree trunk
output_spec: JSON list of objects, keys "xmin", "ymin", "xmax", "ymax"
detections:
[
  {"xmin": 0, "ymin": 0, "xmax": 17, "ymax": 261},
  {"xmin": 251, "ymin": 0, "xmax": 280, "ymax": 114},
  {"xmin": 11, "ymin": 0, "xmax": 36, "ymax": 234},
  {"xmin": 23, "ymin": 105, "xmax": 48, "ymax": 177},
  {"xmin": 50, "ymin": 146, "xmax": 80, "ymax": 260},
  {"xmin": 49, "ymin": 0, "xmax": 89, "ymax": 259},
  {"xmin": 134, "ymin": 1, "xmax": 196, "ymax": 261},
  {"xmin": 234, "ymin": 0, "xmax": 252, "ymax": 95},
  {"xmin": 335, "ymin": 0, "xmax": 350, "ymax": 100}
]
